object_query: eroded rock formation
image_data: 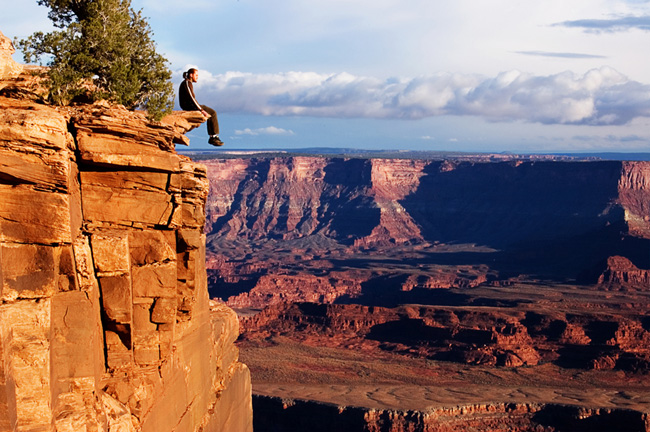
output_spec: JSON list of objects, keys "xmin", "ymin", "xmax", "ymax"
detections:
[
  {"xmin": 240, "ymin": 301, "xmax": 650, "ymax": 371},
  {"xmin": 0, "ymin": 42, "xmax": 252, "ymax": 432},
  {"xmin": 0, "ymin": 31, "xmax": 21, "ymax": 79},
  {"xmin": 204, "ymin": 156, "xmax": 650, "ymax": 309},
  {"xmin": 253, "ymin": 395, "xmax": 650, "ymax": 432}
]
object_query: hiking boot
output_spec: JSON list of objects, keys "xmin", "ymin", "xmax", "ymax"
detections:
[{"xmin": 208, "ymin": 135, "xmax": 224, "ymax": 146}]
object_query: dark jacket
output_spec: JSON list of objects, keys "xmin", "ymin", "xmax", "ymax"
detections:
[{"xmin": 179, "ymin": 79, "xmax": 202, "ymax": 111}]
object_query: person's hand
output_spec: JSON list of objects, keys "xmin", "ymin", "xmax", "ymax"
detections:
[{"xmin": 201, "ymin": 110, "xmax": 209, "ymax": 117}]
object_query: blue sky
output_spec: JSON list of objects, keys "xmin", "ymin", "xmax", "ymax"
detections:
[{"xmin": 3, "ymin": 0, "xmax": 650, "ymax": 152}]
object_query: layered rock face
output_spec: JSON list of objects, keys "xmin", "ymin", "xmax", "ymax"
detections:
[
  {"xmin": 253, "ymin": 395, "xmax": 649, "ymax": 432},
  {"xmin": 0, "ymin": 46, "xmax": 252, "ymax": 432},
  {"xmin": 204, "ymin": 157, "xmax": 649, "ymax": 248},
  {"xmin": 204, "ymin": 156, "xmax": 650, "ymax": 308}
]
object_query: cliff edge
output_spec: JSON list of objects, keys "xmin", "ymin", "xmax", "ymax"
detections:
[{"xmin": 0, "ymin": 31, "xmax": 252, "ymax": 432}]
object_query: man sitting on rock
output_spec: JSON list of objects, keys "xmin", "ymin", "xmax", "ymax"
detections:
[{"xmin": 179, "ymin": 68, "xmax": 223, "ymax": 146}]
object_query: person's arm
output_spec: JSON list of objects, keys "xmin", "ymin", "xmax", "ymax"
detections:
[{"xmin": 182, "ymin": 80, "xmax": 205, "ymax": 112}]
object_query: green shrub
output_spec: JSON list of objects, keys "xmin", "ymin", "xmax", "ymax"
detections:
[{"xmin": 17, "ymin": 0, "xmax": 174, "ymax": 120}]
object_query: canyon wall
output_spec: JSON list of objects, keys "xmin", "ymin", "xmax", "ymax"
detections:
[
  {"xmin": 253, "ymin": 395, "xmax": 650, "ymax": 432},
  {"xmin": 204, "ymin": 156, "xmax": 650, "ymax": 249},
  {"xmin": 203, "ymin": 156, "xmax": 650, "ymax": 308},
  {"xmin": 0, "ymin": 40, "xmax": 252, "ymax": 432}
]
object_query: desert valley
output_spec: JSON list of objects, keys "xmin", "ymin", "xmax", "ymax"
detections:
[{"xmin": 201, "ymin": 155, "xmax": 650, "ymax": 431}]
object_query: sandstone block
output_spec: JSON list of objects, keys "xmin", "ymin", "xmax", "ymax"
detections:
[
  {"xmin": 51, "ymin": 291, "xmax": 103, "ymax": 393},
  {"xmin": 177, "ymin": 239, "xmax": 207, "ymax": 287},
  {"xmin": 133, "ymin": 347, "xmax": 160, "ymax": 366},
  {"xmin": 159, "ymin": 111, "xmax": 207, "ymax": 146},
  {"xmin": 81, "ymin": 182, "xmax": 175, "ymax": 229},
  {"xmin": 131, "ymin": 262, "xmax": 176, "ymax": 298},
  {"xmin": 1, "ymin": 243, "xmax": 56, "ymax": 301},
  {"xmin": 177, "ymin": 250, "xmax": 196, "ymax": 283},
  {"xmin": 0, "ymin": 98, "xmax": 70, "ymax": 151},
  {"xmin": 76, "ymin": 130, "xmax": 180, "ymax": 172},
  {"xmin": 0, "ymin": 300, "xmax": 52, "ymax": 431},
  {"xmin": 72, "ymin": 236, "xmax": 99, "ymax": 293},
  {"xmin": 158, "ymin": 326, "xmax": 174, "ymax": 359},
  {"xmin": 151, "ymin": 297, "xmax": 177, "ymax": 324},
  {"xmin": 177, "ymin": 229, "xmax": 202, "ymax": 250},
  {"xmin": 99, "ymin": 275, "xmax": 133, "ymax": 324},
  {"xmin": 168, "ymin": 173, "xmax": 182, "ymax": 194},
  {"xmin": 81, "ymin": 170, "xmax": 169, "ymax": 193},
  {"xmin": 132, "ymin": 302, "xmax": 157, "ymax": 334},
  {"xmin": 105, "ymin": 329, "xmax": 133, "ymax": 369},
  {"xmin": 0, "ymin": 147, "xmax": 71, "ymax": 191},
  {"xmin": 0, "ymin": 185, "xmax": 72, "ymax": 245},
  {"xmin": 181, "ymin": 199, "xmax": 206, "ymax": 228},
  {"xmin": 90, "ymin": 232, "xmax": 130, "ymax": 275},
  {"xmin": 129, "ymin": 229, "xmax": 176, "ymax": 266}
]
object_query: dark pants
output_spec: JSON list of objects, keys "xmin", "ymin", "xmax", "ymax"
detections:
[{"xmin": 201, "ymin": 105, "xmax": 219, "ymax": 136}]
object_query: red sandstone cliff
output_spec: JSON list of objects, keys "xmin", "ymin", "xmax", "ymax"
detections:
[
  {"xmin": 202, "ymin": 155, "xmax": 650, "ymax": 309},
  {"xmin": 252, "ymin": 395, "xmax": 650, "ymax": 432},
  {"xmin": 204, "ymin": 157, "xmax": 650, "ymax": 249},
  {"xmin": 0, "ymin": 35, "xmax": 252, "ymax": 432},
  {"xmin": 619, "ymin": 161, "xmax": 650, "ymax": 239}
]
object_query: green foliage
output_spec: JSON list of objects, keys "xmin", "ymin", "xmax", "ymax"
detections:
[{"xmin": 17, "ymin": 0, "xmax": 174, "ymax": 120}]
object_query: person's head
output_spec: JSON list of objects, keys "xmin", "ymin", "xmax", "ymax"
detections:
[{"xmin": 183, "ymin": 68, "xmax": 199, "ymax": 82}]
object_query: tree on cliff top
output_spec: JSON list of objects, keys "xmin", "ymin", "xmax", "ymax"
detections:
[{"xmin": 16, "ymin": 0, "xmax": 174, "ymax": 120}]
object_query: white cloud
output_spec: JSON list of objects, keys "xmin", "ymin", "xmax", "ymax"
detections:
[
  {"xmin": 234, "ymin": 126, "xmax": 295, "ymax": 136},
  {"xmin": 192, "ymin": 67, "xmax": 650, "ymax": 126}
]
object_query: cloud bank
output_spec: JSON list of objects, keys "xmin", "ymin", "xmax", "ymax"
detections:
[
  {"xmin": 191, "ymin": 67, "xmax": 650, "ymax": 126},
  {"xmin": 234, "ymin": 126, "xmax": 295, "ymax": 136},
  {"xmin": 555, "ymin": 15, "xmax": 650, "ymax": 32}
]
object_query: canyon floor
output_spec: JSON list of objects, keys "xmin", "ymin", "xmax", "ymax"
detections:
[
  {"xmin": 241, "ymin": 339, "xmax": 650, "ymax": 413},
  {"xmin": 231, "ymin": 246, "xmax": 650, "ymax": 425},
  {"xmin": 238, "ymin": 280, "xmax": 650, "ymax": 412}
]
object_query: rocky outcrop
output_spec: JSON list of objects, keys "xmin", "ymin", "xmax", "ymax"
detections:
[
  {"xmin": 253, "ymin": 395, "xmax": 650, "ymax": 432},
  {"xmin": 0, "ymin": 31, "xmax": 49, "ymax": 102},
  {"xmin": 0, "ymin": 31, "xmax": 21, "ymax": 79},
  {"xmin": 598, "ymin": 256, "xmax": 650, "ymax": 289},
  {"xmin": 240, "ymin": 302, "xmax": 650, "ymax": 372},
  {"xmin": 0, "ymin": 74, "xmax": 252, "ymax": 430},
  {"xmin": 619, "ymin": 161, "xmax": 650, "ymax": 239}
]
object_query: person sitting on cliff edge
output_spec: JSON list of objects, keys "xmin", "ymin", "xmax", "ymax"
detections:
[{"xmin": 179, "ymin": 67, "xmax": 223, "ymax": 146}]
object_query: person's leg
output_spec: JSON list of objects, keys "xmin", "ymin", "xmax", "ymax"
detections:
[{"xmin": 201, "ymin": 105, "xmax": 219, "ymax": 136}]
